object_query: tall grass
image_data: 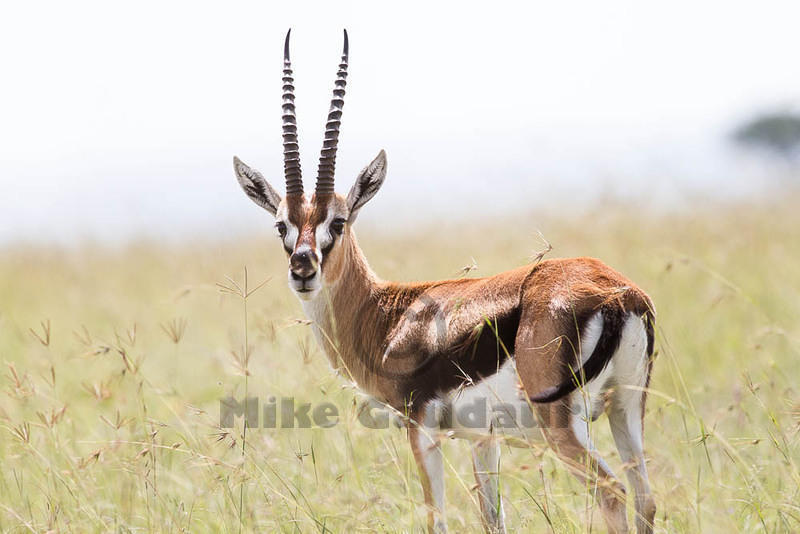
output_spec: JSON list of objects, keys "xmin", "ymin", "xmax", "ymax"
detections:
[{"xmin": 0, "ymin": 196, "xmax": 798, "ymax": 532}]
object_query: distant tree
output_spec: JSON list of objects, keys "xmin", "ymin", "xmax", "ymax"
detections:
[{"xmin": 733, "ymin": 111, "xmax": 800, "ymax": 162}]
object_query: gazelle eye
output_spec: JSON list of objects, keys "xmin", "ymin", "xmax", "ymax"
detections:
[
  {"xmin": 330, "ymin": 218, "xmax": 346, "ymax": 236},
  {"xmin": 275, "ymin": 222, "xmax": 287, "ymax": 237}
]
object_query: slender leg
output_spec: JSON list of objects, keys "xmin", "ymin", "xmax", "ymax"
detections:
[
  {"xmin": 540, "ymin": 403, "xmax": 629, "ymax": 534},
  {"xmin": 608, "ymin": 315, "xmax": 656, "ymax": 534},
  {"xmin": 608, "ymin": 394, "xmax": 656, "ymax": 534},
  {"xmin": 471, "ymin": 437, "xmax": 506, "ymax": 533},
  {"xmin": 409, "ymin": 421, "xmax": 446, "ymax": 533}
]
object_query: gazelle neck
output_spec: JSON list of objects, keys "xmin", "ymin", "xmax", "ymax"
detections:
[
  {"xmin": 300, "ymin": 230, "xmax": 383, "ymax": 387},
  {"xmin": 300, "ymin": 230, "xmax": 435, "ymax": 405}
]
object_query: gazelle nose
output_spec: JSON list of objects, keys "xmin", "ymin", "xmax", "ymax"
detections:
[{"xmin": 290, "ymin": 249, "xmax": 318, "ymax": 279}]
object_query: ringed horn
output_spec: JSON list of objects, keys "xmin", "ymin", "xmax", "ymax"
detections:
[
  {"xmin": 315, "ymin": 29, "xmax": 349, "ymax": 196},
  {"xmin": 282, "ymin": 29, "xmax": 303, "ymax": 196}
]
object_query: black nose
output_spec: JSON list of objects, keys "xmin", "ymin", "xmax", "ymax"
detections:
[{"xmin": 290, "ymin": 250, "xmax": 318, "ymax": 280}]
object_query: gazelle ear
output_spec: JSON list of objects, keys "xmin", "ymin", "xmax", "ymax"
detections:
[
  {"xmin": 346, "ymin": 150, "xmax": 387, "ymax": 221},
  {"xmin": 233, "ymin": 156, "xmax": 282, "ymax": 216}
]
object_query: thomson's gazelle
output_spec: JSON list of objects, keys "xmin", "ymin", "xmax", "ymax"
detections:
[{"xmin": 233, "ymin": 29, "xmax": 657, "ymax": 534}]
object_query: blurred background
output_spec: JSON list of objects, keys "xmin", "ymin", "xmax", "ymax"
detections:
[
  {"xmin": 2, "ymin": 3, "xmax": 800, "ymax": 532},
  {"xmin": 2, "ymin": 0, "xmax": 799, "ymax": 244}
]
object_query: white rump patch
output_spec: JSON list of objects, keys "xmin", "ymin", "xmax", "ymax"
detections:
[
  {"xmin": 579, "ymin": 311, "xmax": 604, "ymax": 364},
  {"xmin": 570, "ymin": 312, "xmax": 651, "ymax": 476}
]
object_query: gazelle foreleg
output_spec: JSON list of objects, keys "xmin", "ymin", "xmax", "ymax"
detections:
[
  {"xmin": 471, "ymin": 437, "xmax": 506, "ymax": 533},
  {"xmin": 409, "ymin": 417, "xmax": 446, "ymax": 533}
]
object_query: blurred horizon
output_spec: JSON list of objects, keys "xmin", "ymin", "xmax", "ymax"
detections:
[{"xmin": 2, "ymin": 1, "xmax": 799, "ymax": 245}]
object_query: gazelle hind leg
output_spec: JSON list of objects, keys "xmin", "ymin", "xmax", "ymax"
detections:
[
  {"xmin": 608, "ymin": 397, "xmax": 655, "ymax": 534},
  {"xmin": 541, "ymin": 403, "xmax": 629, "ymax": 534},
  {"xmin": 471, "ymin": 438, "xmax": 506, "ymax": 533},
  {"xmin": 608, "ymin": 315, "xmax": 656, "ymax": 533}
]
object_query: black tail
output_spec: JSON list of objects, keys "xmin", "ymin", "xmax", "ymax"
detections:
[{"xmin": 528, "ymin": 307, "xmax": 625, "ymax": 404}]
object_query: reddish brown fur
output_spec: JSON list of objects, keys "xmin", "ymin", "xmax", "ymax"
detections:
[
  {"xmin": 277, "ymin": 195, "xmax": 656, "ymax": 534},
  {"xmin": 307, "ymin": 218, "xmax": 654, "ymax": 412}
]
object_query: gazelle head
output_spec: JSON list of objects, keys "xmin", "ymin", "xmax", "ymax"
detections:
[{"xmin": 234, "ymin": 30, "xmax": 388, "ymax": 301}]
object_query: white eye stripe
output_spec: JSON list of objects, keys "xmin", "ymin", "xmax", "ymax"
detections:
[
  {"xmin": 282, "ymin": 222, "xmax": 299, "ymax": 250},
  {"xmin": 314, "ymin": 209, "xmax": 338, "ymax": 254},
  {"xmin": 317, "ymin": 233, "xmax": 333, "ymax": 252}
]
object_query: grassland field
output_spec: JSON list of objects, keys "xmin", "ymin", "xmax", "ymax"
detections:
[{"xmin": 0, "ymin": 196, "xmax": 798, "ymax": 533}]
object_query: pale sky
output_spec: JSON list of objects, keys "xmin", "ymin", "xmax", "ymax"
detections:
[{"xmin": 2, "ymin": 1, "xmax": 799, "ymax": 243}]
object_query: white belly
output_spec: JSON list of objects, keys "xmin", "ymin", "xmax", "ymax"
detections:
[{"xmin": 429, "ymin": 359, "xmax": 545, "ymax": 443}]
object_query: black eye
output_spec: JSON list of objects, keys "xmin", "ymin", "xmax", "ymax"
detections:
[
  {"xmin": 275, "ymin": 222, "xmax": 287, "ymax": 237},
  {"xmin": 330, "ymin": 218, "xmax": 345, "ymax": 236}
]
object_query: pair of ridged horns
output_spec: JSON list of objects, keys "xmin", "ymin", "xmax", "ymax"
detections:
[{"xmin": 283, "ymin": 28, "xmax": 348, "ymax": 197}]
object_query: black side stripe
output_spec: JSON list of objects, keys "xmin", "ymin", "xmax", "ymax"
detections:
[{"xmin": 528, "ymin": 307, "xmax": 625, "ymax": 404}]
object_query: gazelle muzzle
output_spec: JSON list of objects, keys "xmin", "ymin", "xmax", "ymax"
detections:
[
  {"xmin": 290, "ymin": 248, "xmax": 318, "ymax": 280},
  {"xmin": 288, "ymin": 246, "xmax": 321, "ymax": 297}
]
